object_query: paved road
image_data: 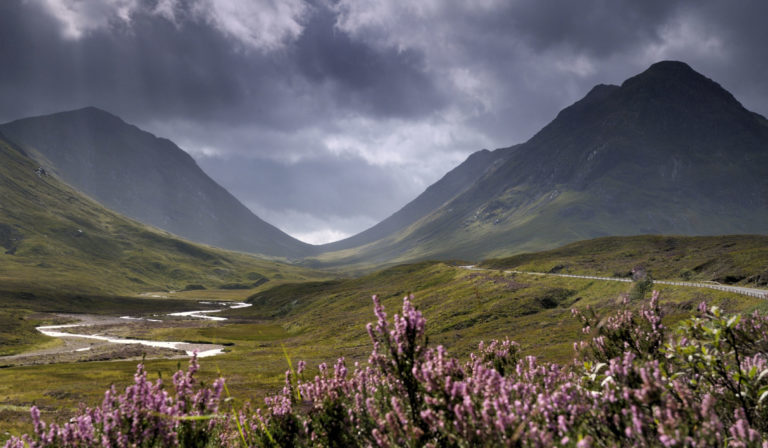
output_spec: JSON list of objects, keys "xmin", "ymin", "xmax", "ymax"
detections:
[{"xmin": 462, "ymin": 266, "xmax": 768, "ymax": 299}]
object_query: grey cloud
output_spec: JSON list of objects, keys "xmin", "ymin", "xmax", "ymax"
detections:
[
  {"xmin": 293, "ymin": 6, "xmax": 443, "ymax": 119},
  {"xmin": 198, "ymin": 154, "xmax": 415, "ymax": 221},
  {"xmin": 2, "ymin": 0, "xmax": 767, "ymax": 242},
  {"xmin": 0, "ymin": 1, "xmax": 445, "ymax": 129},
  {"xmin": 497, "ymin": 0, "xmax": 682, "ymax": 56},
  {"xmin": 196, "ymin": 153, "xmax": 417, "ymax": 242},
  {"xmin": 0, "ymin": 1, "xmax": 246, "ymax": 122},
  {"xmin": 334, "ymin": 0, "xmax": 768, "ymax": 144}
]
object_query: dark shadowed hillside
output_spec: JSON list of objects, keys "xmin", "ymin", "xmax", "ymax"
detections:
[
  {"xmin": 311, "ymin": 61, "xmax": 768, "ymax": 267},
  {"xmin": 0, "ymin": 131, "xmax": 322, "ymax": 296},
  {"xmin": 1, "ymin": 108, "xmax": 315, "ymax": 258}
]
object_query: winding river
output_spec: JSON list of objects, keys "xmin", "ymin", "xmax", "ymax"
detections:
[{"xmin": 35, "ymin": 302, "xmax": 253, "ymax": 359}]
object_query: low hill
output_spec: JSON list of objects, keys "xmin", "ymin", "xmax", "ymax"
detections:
[
  {"xmin": 480, "ymin": 234, "xmax": 768, "ymax": 286},
  {"xmin": 1, "ymin": 107, "xmax": 315, "ymax": 258},
  {"xmin": 240, "ymin": 258, "xmax": 768, "ymax": 362}
]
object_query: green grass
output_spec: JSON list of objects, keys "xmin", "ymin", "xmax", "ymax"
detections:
[
  {"xmin": 480, "ymin": 234, "xmax": 768, "ymax": 286},
  {"xmin": 2, "ymin": 261, "xmax": 767, "ymax": 441},
  {"xmin": 0, "ymin": 309, "xmax": 62, "ymax": 356},
  {"xmin": 0, "ymin": 132, "xmax": 337, "ymax": 439},
  {"xmin": 225, "ymin": 261, "xmax": 768, "ymax": 368}
]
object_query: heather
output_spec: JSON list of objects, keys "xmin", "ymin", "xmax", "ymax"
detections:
[{"xmin": 7, "ymin": 292, "xmax": 768, "ymax": 447}]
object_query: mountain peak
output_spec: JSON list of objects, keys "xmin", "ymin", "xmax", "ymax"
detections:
[
  {"xmin": 578, "ymin": 83, "xmax": 620, "ymax": 106},
  {"xmin": 2, "ymin": 106, "xmax": 129, "ymax": 131},
  {"xmin": 620, "ymin": 60, "xmax": 735, "ymax": 101},
  {"xmin": 70, "ymin": 106, "xmax": 117, "ymax": 117},
  {"xmin": 574, "ymin": 83, "xmax": 619, "ymax": 104},
  {"xmin": 59, "ymin": 106, "xmax": 127, "ymax": 125},
  {"xmin": 645, "ymin": 60, "xmax": 696, "ymax": 75}
]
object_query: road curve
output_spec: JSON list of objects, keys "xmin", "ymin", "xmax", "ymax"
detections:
[{"xmin": 461, "ymin": 266, "xmax": 768, "ymax": 299}]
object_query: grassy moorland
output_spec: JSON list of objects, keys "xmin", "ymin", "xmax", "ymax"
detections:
[
  {"xmin": 2, "ymin": 256, "xmax": 768, "ymax": 440},
  {"xmin": 481, "ymin": 234, "xmax": 768, "ymax": 286},
  {"xmin": 2, "ymin": 261, "xmax": 767, "ymax": 442},
  {"xmin": 238, "ymin": 261, "xmax": 768, "ymax": 358}
]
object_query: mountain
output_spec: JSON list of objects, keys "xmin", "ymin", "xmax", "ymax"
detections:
[
  {"xmin": 320, "ymin": 147, "xmax": 512, "ymax": 252},
  {"xmin": 311, "ymin": 61, "xmax": 768, "ymax": 267},
  {"xmin": 0, "ymin": 107, "xmax": 314, "ymax": 259},
  {"xmin": 0, "ymin": 129, "xmax": 322, "ymax": 296}
]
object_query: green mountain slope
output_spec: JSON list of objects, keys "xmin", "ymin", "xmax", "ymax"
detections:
[
  {"xmin": 0, "ymin": 107, "xmax": 315, "ymax": 258},
  {"xmin": 0, "ymin": 131, "xmax": 324, "ymax": 298},
  {"xmin": 311, "ymin": 61, "xmax": 768, "ymax": 267}
]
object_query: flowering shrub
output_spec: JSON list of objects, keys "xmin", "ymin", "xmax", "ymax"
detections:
[
  {"xmin": 7, "ymin": 292, "xmax": 768, "ymax": 447},
  {"xmin": 4, "ymin": 356, "xmax": 224, "ymax": 447}
]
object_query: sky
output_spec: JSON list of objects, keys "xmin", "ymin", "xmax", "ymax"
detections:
[{"xmin": 1, "ymin": 0, "xmax": 767, "ymax": 244}]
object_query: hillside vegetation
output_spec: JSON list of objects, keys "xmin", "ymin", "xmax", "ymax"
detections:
[
  {"xmin": 0, "ymin": 132, "xmax": 328, "ymax": 356},
  {"xmin": 5, "ymin": 269, "xmax": 768, "ymax": 446},
  {"xmin": 238, "ymin": 261, "xmax": 768, "ymax": 362},
  {"xmin": 2, "ymin": 257, "xmax": 766, "ymax": 439},
  {"xmin": 481, "ymin": 234, "xmax": 768, "ymax": 286}
]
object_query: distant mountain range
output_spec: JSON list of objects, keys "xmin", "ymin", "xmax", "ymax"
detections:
[
  {"xmin": 1, "ymin": 108, "xmax": 314, "ymax": 259},
  {"xmin": 311, "ymin": 61, "xmax": 768, "ymax": 267},
  {"xmin": 2, "ymin": 61, "xmax": 766, "ymax": 268}
]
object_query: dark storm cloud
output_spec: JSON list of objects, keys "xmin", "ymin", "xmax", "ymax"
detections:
[
  {"xmin": 0, "ymin": 0, "xmax": 443, "ymax": 127},
  {"xmin": 293, "ymin": 5, "xmax": 443, "ymax": 119},
  {"xmin": 1, "ymin": 0, "xmax": 767, "ymax": 242},
  {"xmin": 0, "ymin": 0, "xmax": 243, "ymax": 122},
  {"xmin": 333, "ymin": 0, "xmax": 768, "ymax": 143},
  {"xmin": 496, "ymin": 0, "xmax": 681, "ymax": 56}
]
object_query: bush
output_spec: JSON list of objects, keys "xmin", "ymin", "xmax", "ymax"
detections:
[
  {"xmin": 5, "ymin": 357, "xmax": 224, "ymax": 447},
  {"xmin": 629, "ymin": 276, "xmax": 654, "ymax": 301}
]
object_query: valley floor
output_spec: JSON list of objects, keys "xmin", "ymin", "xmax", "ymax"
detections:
[{"xmin": 2, "ymin": 260, "xmax": 768, "ymax": 441}]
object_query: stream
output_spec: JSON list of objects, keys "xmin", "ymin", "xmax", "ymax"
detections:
[{"xmin": 34, "ymin": 301, "xmax": 253, "ymax": 359}]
